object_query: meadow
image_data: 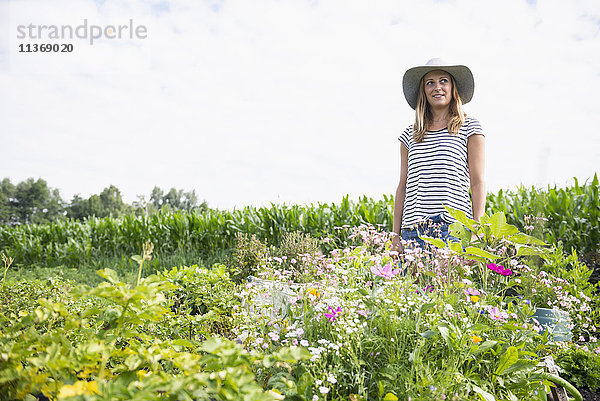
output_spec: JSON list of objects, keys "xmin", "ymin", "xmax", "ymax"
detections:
[{"xmin": 0, "ymin": 174, "xmax": 599, "ymax": 400}]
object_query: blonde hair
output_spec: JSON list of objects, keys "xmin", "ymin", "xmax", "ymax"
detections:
[{"xmin": 412, "ymin": 73, "xmax": 466, "ymax": 143}]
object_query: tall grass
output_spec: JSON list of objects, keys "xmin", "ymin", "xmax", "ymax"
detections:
[
  {"xmin": 0, "ymin": 174, "xmax": 598, "ymax": 270},
  {"xmin": 0, "ymin": 195, "xmax": 393, "ymax": 269}
]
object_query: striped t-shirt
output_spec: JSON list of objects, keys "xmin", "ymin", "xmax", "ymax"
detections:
[{"xmin": 398, "ymin": 117, "xmax": 484, "ymax": 229}]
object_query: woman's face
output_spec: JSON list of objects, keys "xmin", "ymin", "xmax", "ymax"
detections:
[{"xmin": 423, "ymin": 70, "xmax": 453, "ymax": 109}]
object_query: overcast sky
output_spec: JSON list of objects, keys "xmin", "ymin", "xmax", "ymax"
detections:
[{"xmin": 1, "ymin": 0, "xmax": 599, "ymax": 210}]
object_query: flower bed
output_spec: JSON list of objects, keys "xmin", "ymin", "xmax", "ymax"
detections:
[{"xmin": 234, "ymin": 210, "xmax": 599, "ymax": 400}]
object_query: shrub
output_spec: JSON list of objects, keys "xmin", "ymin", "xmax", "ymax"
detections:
[
  {"xmin": 276, "ymin": 231, "xmax": 322, "ymax": 283},
  {"xmin": 159, "ymin": 264, "xmax": 241, "ymax": 340},
  {"xmin": 555, "ymin": 343, "xmax": 600, "ymax": 392},
  {"xmin": 227, "ymin": 232, "xmax": 271, "ymax": 284}
]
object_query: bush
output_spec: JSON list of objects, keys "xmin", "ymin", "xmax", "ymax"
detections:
[
  {"xmin": 555, "ymin": 344, "xmax": 600, "ymax": 392},
  {"xmin": 159, "ymin": 264, "xmax": 241, "ymax": 340},
  {"xmin": 227, "ymin": 232, "xmax": 271, "ymax": 284},
  {"xmin": 276, "ymin": 231, "xmax": 322, "ymax": 283}
]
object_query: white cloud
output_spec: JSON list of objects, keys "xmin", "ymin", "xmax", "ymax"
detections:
[{"xmin": 1, "ymin": 0, "xmax": 599, "ymax": 209}]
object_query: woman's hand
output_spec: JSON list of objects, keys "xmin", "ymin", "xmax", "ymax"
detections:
[{"xmin": 391, "ymin": 233, "xmax": 404, "ymax": 254}]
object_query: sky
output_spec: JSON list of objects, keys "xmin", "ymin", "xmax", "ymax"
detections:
[{"xmin": 1, "ymin": 0, "xmax": 599, "ymax": 210}]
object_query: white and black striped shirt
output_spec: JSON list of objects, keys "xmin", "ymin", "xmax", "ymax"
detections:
[{"xmin": 398, "ymin": 117, "xmax": 484, "ymax": 229}]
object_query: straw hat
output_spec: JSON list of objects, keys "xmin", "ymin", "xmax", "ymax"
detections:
[{"xmin": 402, "ymin": 58, "xmax": 474, "ymax": 109}]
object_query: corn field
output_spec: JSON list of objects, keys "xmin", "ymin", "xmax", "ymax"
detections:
[{"xmin": 0, "ymin": 174, "xmax": 598, "ymax": 270}]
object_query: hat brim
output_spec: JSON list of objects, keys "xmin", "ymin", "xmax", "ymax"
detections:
[{"xmin": 402, "ymin": 64, "xmax": 474, "ymax": 110}]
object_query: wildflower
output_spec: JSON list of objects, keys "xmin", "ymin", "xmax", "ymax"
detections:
[
  {"xmin": 319, "ymin": 386, "xmax": 330, "ymax": 394},
  {"xmin": 489, "ymin": 306, "xmax": 509, "ymax": 322},
  {"xmin": 464, "ymin": 288, "xmax": 481, "ymax": 302},
  {"xmin": 371, "ymin": 263, "xmax": 400, "ymax": 279},
  {"xmin": 307, "ymin": 288, "xmax": 321, "ymax": 298},
  {"xmin": 324, "ymin": 306, "xmax": 342, "ymax": 322},
  {"xmin": 300, "ymin": 339, "xmax": 309, "ymax": 347},
  {"xmin": 471, "ymin": 335, "xmax": 483, "ymax": 344},
  {"xmin": 423, "ymin": 285, "xmax": 434, "ymax": 293},
  {"xmin": 486, "ymin": 263, "xmax": 513, "ymax": 276},
  {"xmin": 327, "ymin": 374, "xmax": 337, "ymax": 384}
]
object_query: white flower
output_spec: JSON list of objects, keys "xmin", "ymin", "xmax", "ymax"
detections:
[
  {"xmin": 319, "ymin": 386, "xmax": 330, "ymax": 394},
  {"xmin": 327, "ymin": 374, "xmax": 337, "ymax": 384},
  {"xmin": 300, "ymin": 339, "xmax": 309, "ymax": 347},
  {"xmin": 313, "ymin": 396, "xmax": 319, "ymax": 401}
]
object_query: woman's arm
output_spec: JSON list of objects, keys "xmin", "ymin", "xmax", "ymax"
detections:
[
  {"xmin": 391, "ymin": 144, "xmax": 408, "ymax": 251},
  {"xmin": 467, "ymin": 134, "xmax": 486, "ymax": 221}
]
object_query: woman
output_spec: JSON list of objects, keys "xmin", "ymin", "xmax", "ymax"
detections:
[{"xmin": 391, "ymin": 58, "xmax": 485, "ymax": 254}]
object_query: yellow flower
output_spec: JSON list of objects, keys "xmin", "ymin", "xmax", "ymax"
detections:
[
  {"xmin": 471, "ymin": 335, "xmax": 483, "ymax": 344},
  {"xmin": 58, "ymin": 380, "xmax": 99, "ymax": 398},
  {"xmin": 470, "ymin": 295, "xmax": 480, "ymax": 303},
  {"xmin": 307, "ymin": 288, "xmax": 320, "ymax": 298}
]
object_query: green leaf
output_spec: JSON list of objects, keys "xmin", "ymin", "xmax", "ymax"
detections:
[
  {"xmin": 510, "ymin": 233, "xmax": 546, "ymax": 246},
  {"xmin": 495, "ymin": 346, "xmax": 518, "ymax": 375},
  {"xmin": 420, "ymin": 235, "xmax": 447, "ymax": 249},
  {"xmin": 516, "ymin": 245, "xmax": 544, "ymax": 256},
  {"xmin": 449, "ymin": 221, "xmax": 471, "ymax": 243},
  {"xmin": 444, "ymin": 205, "xmax": 479, "ymax": 231},
  {"xmin": 464, "ymin": 247, "xmax": 501, "ymax": 260},
  {"xmin": 383, "ymin": 393, "xmax": 398, "ymax": 401},
  {"xmin": 438, "ymin": 325, "xmax": 451, "ymax": 346},
  {"xmin": 472, "ymin": 385, "xmax": 496, "ymax": 401},
  {"xmin": 474, "ymin": 340, "xmax": 498, "ymax": 355},
  {"xmin": 466, "ymin": 323, "xmax": 490, "ymax": 333},
  {"xmin": 97, "ymin": 268, "xmax": 119, "ymax": 284},
  {"xmin": 420, "ymin": 302, "xmax": 436, "ymax": 313},
  {"xmin": 489, "ymin": 212, "xmax": 519, "ymax": 238},
  {"xmin": 131, "ymin": 255, "xmax": 143, "ymax": 264},
  {"xmin": 297, "ymin": 373, "xmax": 314, "ymax": 400},
  {"xmin": 420, "ymin": 330, "xmax": 439, "ymax": 339},
  {"xmin": 503, "ymin": 361, "xmax": 536, "ymax": 375},
  {"xmin": 449, "ymin": 240, "xmax": 464, "ymax": 253}
]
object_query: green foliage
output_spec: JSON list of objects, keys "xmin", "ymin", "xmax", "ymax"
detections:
[
  {"xmin": 0, "ymin": 268, "xmax": 306, "ymax": 400},
  {"xmin": 159, "ymin": 264, "xmax": 241, "ymax": 340},
  {"xmin": 148, "ymin": 186, "xmax": 206, "ymax": 213},
  {"xmin": 487, "ymin": 173, "xmax": 600, "ymax": 264},
  {"xmin": 276, "ymin": 231, "xmax": 322, "ymax": 283},
  {"xmin": 67, "ymin": 185, "xmax": 131, "ymax": 220},
  {"xmin": 555, "ymin": 344, "xmax": 600, "ymax": 392},
  {"xmin": 1, "ymin": 174, "xmax": 598, "ymax": 281},
  {"xmin": 228, "ymin": 233, "xmax": 271, "ymax": 284},
  {"xmin": 0, "ymin": 177, "xmax": 65, "ymax": 225}
]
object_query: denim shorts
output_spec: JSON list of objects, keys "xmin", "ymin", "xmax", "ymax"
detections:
[
  {"xmin": 401, "ymin": 214, "xmax": 458, "ymax": 249},
  {"xmin": 399, "ymin": 214, "xmax": 459, "ymax": 272}
]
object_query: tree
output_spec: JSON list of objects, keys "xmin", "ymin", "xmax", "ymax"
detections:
[
  {"xmin": 66, "ymin": 185, "xmax": 130, "ymax": 220},
  {"xmin": 13, "ymin": 178, "xmax": 64, "ymax": 224},
  {"xmin": 147, "ymin": 186, "xmax": 206, "ymax": 212},
  {"xmin": 0, "ymin": 178, "xmax": 17, "ymax": 225}
]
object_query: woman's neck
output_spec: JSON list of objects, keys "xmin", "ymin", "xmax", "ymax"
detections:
[{"xmin": 427, "ymin": 105, "xmax": 451, "ymax": 130}]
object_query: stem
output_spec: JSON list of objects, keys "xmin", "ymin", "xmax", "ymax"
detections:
[
  {"xmin": 541, "ymin": 373, "xmax": 583, "ymax": 401},
  {"xmin": 1, "ymin": 254, "xmax": 13, "ymax": 292}
]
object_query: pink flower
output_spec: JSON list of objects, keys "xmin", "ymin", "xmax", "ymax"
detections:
[
  {"xmin": 487, "ymin": 263, "xmax": 513, "ymax": 276},
  {"xmin": 489, "ymin": 306, "xmax": 509, "ymax": 322},
  {"xmin": 371, "ymin": 263, "xmax": 400, "ymax": 279},
  {"xmin": 464, "ymin": 288, "xmax": 481, "ymax": 296},
  {"xmin": 324, "ymin": 306, "xmax": 342, "ymax": 322}
]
